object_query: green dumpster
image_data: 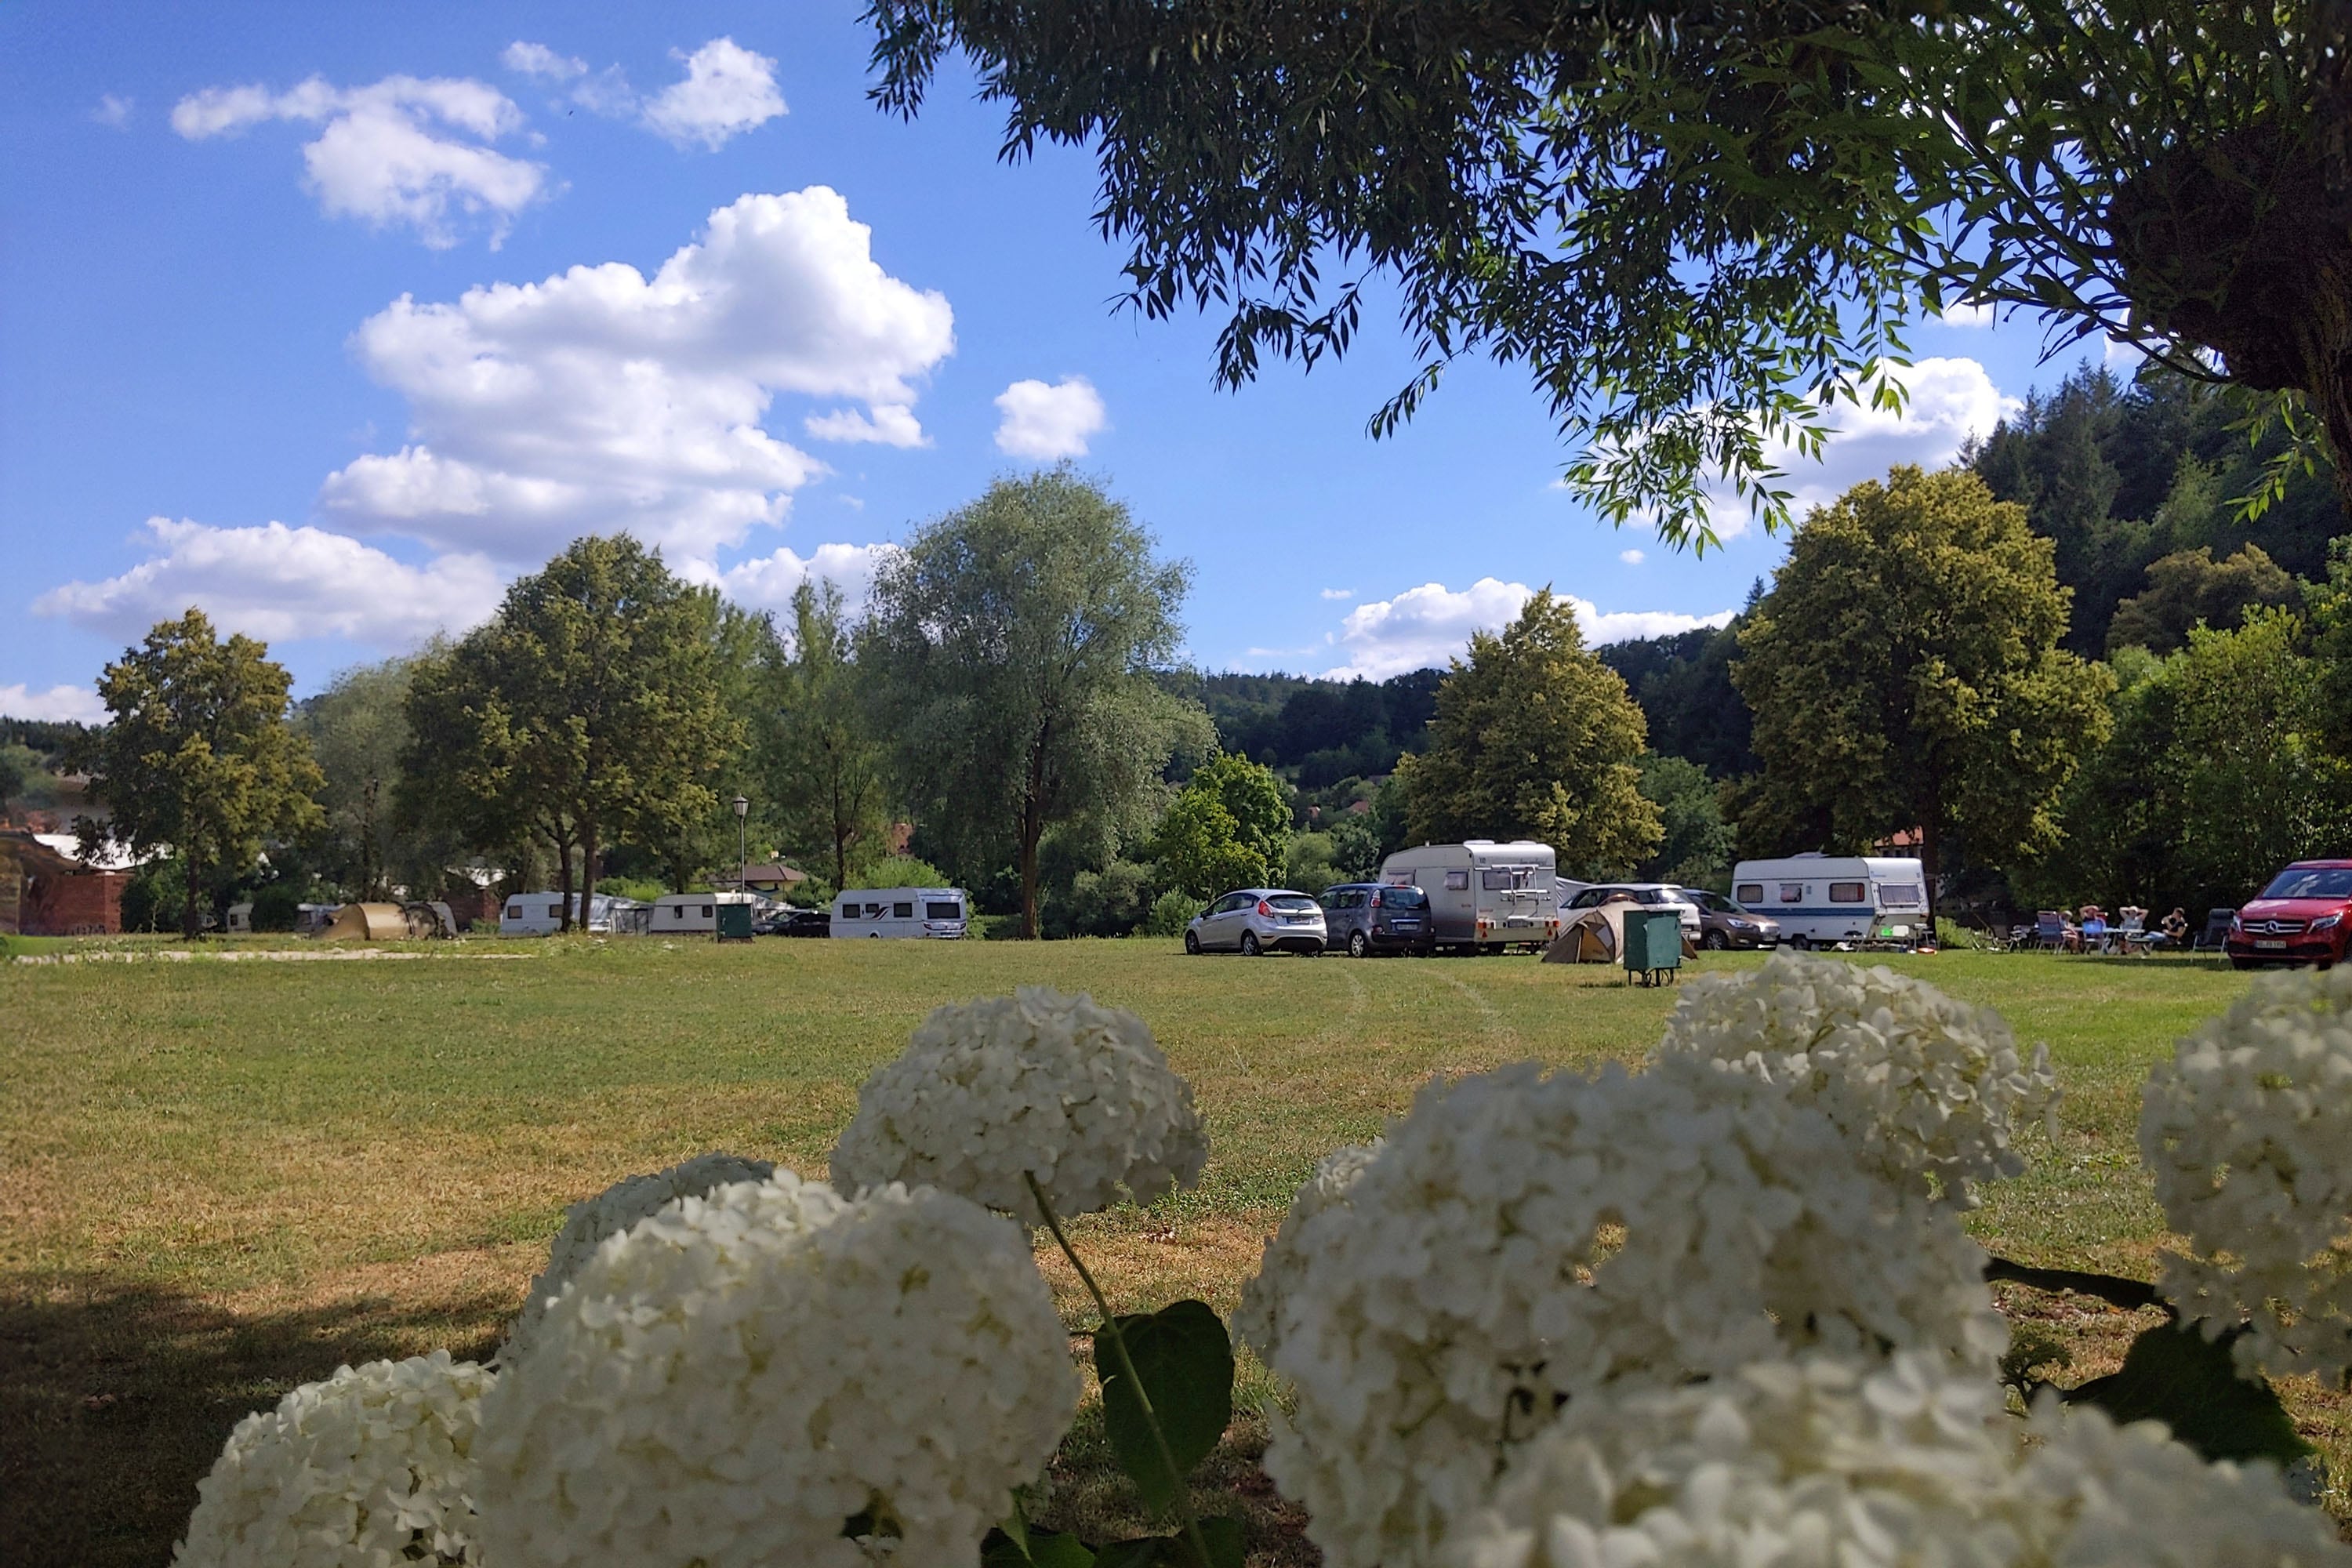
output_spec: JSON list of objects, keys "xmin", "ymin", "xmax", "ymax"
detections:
[
  {"xmin": 716, "ymin": 898, "xmax": 754, "ymax": 943},
  {"xmin": 1623, "ymin": 911, "xmax": 1683, "ymax": 986}
]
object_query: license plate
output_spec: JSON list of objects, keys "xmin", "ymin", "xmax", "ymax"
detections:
[
  {"xmin": 1392, "ymin": 920, "xmax": 1420, "ymax": 928},
  {"xmin": 1283, "ymin": 916, "xmax": 1311, "ymax": 924},
  {"xmin": 2256, "ymin": 938, "xmax": 2286, "ymax": 949}
]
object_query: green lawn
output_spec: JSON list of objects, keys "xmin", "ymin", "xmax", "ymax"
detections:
[{"xmin": 1, "ymin": 938, "xmax": 2340, "ymax": 1563}]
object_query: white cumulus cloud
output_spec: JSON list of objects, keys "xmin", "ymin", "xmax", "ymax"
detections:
[
  {"xmin": 170, "ymin": 74, "xmax": 546, "ymax": 248},
  {"xmin": 1703, "ymin": 355, "xmax": 2020, "ymax": 539},
  {"xmin": 1319, "ymin": 587, "xmax": 1355, "ymax": 601},
  {"xmin": 501, "ymin": 42, "xmax": 586, "ymax": 82},
  {"xmin": 1938, "ymin": 301, "xmax": 1995, "ymax": 328},
  {"xmin": 1319, "ymin": 578, "xmax": 1733, "ymax": 680},
  {"xmin": 713, "ymin": 542, "xmax": 897, "ymax": 623},
  {"xmin": 993, "ymin": 376, "xmax": 1105, "ymax": 460},
  {"xmin": 319, "ymin": 187, "xmax": 954, "ymax": 567},
  {"xmin": 502, "ymin": 41, "xmax": 635, "ymax": 118},
  {"xmin": 93, "ymin": 93, "xmax": 133, "ymax": 129},
  {"xmin": 642, "ymin": 38, "xmax": 786, "ymax": 150},
  {"xmin": 33, "ymin": 519, "xmax": 503, "ymax": 648},
  {"xmin": 1619, "ymin": 548, "xmax": 1646, "ymax": 565},
  {"xmin": 0, "ymin": 682, "xmax": 107, "ymax": 724},
  {"xmin": 805, "ymin": 404, "xmax": 927, "ymax": 447}
]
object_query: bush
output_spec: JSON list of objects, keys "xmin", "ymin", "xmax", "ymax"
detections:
[
  {"xmin": 594, "ymin": 875, "xmax": 667, "ymax": 904},
  {"xmin": 119, "ymin": 858, "xmax": 187, "ymax": 934},
  {"xmin": 854, "ymin": 855, "xmax": 952, "ymax": 891},
  {"xmin": 1142, "ymin": 890, "xmax": 1202, "ymax": 937},
  {"xmin": 249, "ymin": 881, "xmax": 305, "ymax": 932}
]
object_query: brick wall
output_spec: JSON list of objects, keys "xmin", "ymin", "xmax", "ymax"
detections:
[{"xmin": 23, "ymin": 870, "xmax": 125, "ymax": 936}]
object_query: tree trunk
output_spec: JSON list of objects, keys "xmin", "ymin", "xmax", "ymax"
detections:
[
  {"xmin": 182, "ymin": 848, "xmax": 203, "ymax": 941},
  {"xmin": 555, "ymin": 831, "xmax": 575, "ymax": 934},
  {"xmin": 579, "ymin": 819, "xmax": 598, "ymax": 932},
  {"xmin": 1918, "ymin": 808, "xmax": 1941, "ymax": 935},
  {"xmin": 1018, "ymin": 818, "xmax": 1041, "ymax": 939}
]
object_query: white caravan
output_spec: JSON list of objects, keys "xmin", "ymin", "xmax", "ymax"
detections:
[
  {"xmin": 651, "ymin": 891, "xmax": 755, "ymax": 935},
  {"xmin": 498, "ymin": 891, "xmax": 641, "ymax": 935},
  {"xmin": 832, "ymin": 887, "xmax": 971, "ymax": 939},
  {"xmin": 1730, "ymin": 854, "xmax": 1929, "ymax": 949},
  {"xmin": 1380, "ymin": 840, "xmax": 1560, "ymax": 951}
]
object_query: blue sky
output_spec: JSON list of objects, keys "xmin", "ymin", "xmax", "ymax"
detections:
[{"xmin": 1, "ymin": 1, "xmax": 2104, "ymax": 721}]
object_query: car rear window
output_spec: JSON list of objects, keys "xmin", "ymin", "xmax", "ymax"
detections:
[
  {"xmin": 1266, "ymin": 895, "xmax": 1318, "ymax": 913},
  {"xmin": 1381, "ymin": 887, "xmax": 1428, "ymax": 908},
  {"xmin": 2262, "ymin": 867, "xmax": 2352, "ymax": 899}
]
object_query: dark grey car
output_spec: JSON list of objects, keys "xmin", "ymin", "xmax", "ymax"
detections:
[
  {"xmin": 1317, "ymin": 882, "xmax": 1436, "ymax": 957},
  {"xmin": 1678, "ymin": 887, "xmax": 1781, "ymax": 950}
]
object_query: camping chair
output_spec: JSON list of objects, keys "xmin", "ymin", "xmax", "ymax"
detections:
[
  {"xmin": 2195, "ymin": 909, "xmax": 2235, "ymax": 952},
  {"xmin": 2033, "ymin": 911, "xmax": 2068, "ymax": 951}
]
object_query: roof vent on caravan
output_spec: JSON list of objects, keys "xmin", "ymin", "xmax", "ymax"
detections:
[{"xmin": 1464, "ymin": 838, "xmax": 1495, "ymax": 845}]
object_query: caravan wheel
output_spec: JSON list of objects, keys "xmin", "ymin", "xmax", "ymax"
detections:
[{"xmin": 1788, "ymin": 934, "xmax": 1809, "ymax": 951}]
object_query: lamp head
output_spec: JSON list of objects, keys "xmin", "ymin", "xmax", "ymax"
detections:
[{"xmin": 733, "ymin": 795, "xmax": 750, "ymax": 818}]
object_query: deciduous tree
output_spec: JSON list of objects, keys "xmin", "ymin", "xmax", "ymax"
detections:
[
  {"xmin": 861, "ymin": 469, "xmax": 1209, "ymax": 937},
  {"xmin": 76, "ymin": 609, "xmax": 325, "ymax": 938},
  {"xmin": 763, "ymin": 579, "xmax": 891, "ymax": 892},
  {"xmin": 1733, "ymin": 466, "xmax": 2111, "ymax": 895},
  {"xmin": 869, "ymin": 2, "xmax": 2352, "ymax": 532},
  {"xmin": 2106, "ymin": 545, "xmax": 2303, "ymax": 655},
  {"xmin": 1150, "ymin": 752, "xmax": 1292, "ymax": 899},
  {"xmin": 401, "ymin": 537, "xmax": 740, "ymax": 931},
  {"xmin": 1398, "ymin": 590, "xmax": 1660, "ymax": 876}
]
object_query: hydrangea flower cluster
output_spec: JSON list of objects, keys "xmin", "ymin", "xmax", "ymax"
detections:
[
  {"xmin": 174, "ymin": 1350, "xmax": 493, "ymax": 1568},
  {"xmin": 1446, "ymin": 1352, "xmax": 2348, "ymax": 1568},
  {"xmin": 1240, "ymin": 1055, "xmax": 2003, "ymax": 1568},
  {"xmin": 830, "ymin": 985, "xmax": 1209, "ymax": 1222},
  {"xmin": 503, "ymin": 1150, "xmax": 775, "ymax": 1365},
  {"xmin": 1232, "ymin": 1139, "xmax": 1381, "ymax": 1363},
  {"xmin": 1657, "ymin": 950, "xmax": 2057, "ymax": 1207},
  {"xmin": 2140, "ymin": 965, "xmax": 2352, "ymax": 1384},
  {"xmin": 472, "ymin": 1171, "xmax": 1079, "ymax": 1568}
]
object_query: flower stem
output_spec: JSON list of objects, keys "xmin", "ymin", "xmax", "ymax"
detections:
[{"xmin": 1026, "ymin": 1171, "xmax": 1218, "ymax": 1568}]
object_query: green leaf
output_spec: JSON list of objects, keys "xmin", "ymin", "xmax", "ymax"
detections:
[
  {"xmin": 2063, "ymin": 1323, "xmax": 2314, "ymax": 1466},
  {"xmin": 983, "ymin": 1525, "xmax": 1098, "ymax": 1568},
  {"xmin": 1093, "ymin": 1299, "xmax": 1236, "ymax": 1516},
  {"xmin": 1091, "ymin": 1519, "xmax": 1244, "ymax": 1568}
]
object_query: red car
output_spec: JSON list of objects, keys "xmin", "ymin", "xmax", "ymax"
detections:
[{"xmin": 2227, "ymin": 860, "xmax": 2352, "ymax": 969}]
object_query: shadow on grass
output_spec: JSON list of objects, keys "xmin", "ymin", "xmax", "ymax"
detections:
[{"xmin": 0, "ymin": 1272, "xmax": 508, "ymax": 1568}]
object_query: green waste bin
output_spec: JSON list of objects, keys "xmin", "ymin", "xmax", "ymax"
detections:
[
  {"xmin": 716, "ymin": 899, "xmax": 754, "ymax": 942},
  {"xmin": 1623, "ymin": 911, "xmax": 1683, "ymax": 985}
]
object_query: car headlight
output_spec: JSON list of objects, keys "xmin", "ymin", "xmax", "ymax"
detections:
[
  {"xmin": 2314, "ymin": 912, "xmax": 2343, "ymax": 931},
  {"xmin": 2230, "ymin": 913, "xmax": 2244, "ymax": 931},
  {"xmin": 1726, "ymin": 918, "xmax": 1753, "ymax": 928}
]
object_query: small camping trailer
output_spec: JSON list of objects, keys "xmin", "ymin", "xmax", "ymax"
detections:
[
  {"xmin": 652, "ymin": 891, "xmax": 757, "ymax": 935},
  {"xmin": 1730, "ymin": 854, "xmax": 1928, "ymax": 949},
  {"xmin": 1379, "ymin": 840, "xmax": 1560, "ymax": 952}
]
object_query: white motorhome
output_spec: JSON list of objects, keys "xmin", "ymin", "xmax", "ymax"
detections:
[
  {"xmin": 1730, "ymin": 855, "xmax": 1929, "ymax": 949},
  {"xmin": 498, "ymin": 891, "xmax": 641, "ymax": 936},
  {"xmin": 1379, "ymin": 840, "xmax": 1560, "ymax": 951},
  {"xmin": 832, "ymin": 887, "xmax": 970, "ymax": 939},
  {"xmin": 651, "ymin": 891, "xmax": 755, "ymax": 935}
]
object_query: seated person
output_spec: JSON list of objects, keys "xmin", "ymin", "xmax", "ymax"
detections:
[
  {"xmin": 2160, "ymin": 906, "xmax": 2190, "ymax": 946},
  {"xmin": 2078, "ymin": 905, "xmax": 2108, "ymax": 950}
]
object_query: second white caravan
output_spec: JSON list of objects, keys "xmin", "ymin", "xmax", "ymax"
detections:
[
  {"xmin": 1730, "ymin": 854, "xmax": 1928, "ymax": 948},
  {"xmin": 833, "ymin": 887, "xmax": 970, "ymax": 938},
  {"xmin": 1379, "ymin": 840, "xmax": 1560, "ymax": 952}
]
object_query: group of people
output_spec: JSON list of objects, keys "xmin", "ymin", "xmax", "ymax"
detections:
[{"xmin": 2049, "ymin": 902, "xmax": 2190, "ymax": 953}]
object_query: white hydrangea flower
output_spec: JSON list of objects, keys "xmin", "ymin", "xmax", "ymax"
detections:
[
  {"xmin": 1243, "ymin": 1056, "xmax": 2004, "ymax": 1568},
  {"xmin": 829, "ymin": 985, "xmax": 1209, "ymax": 1222},
  {"xmin": 2014, "ymin": 1392, "xmax": 2349, "ymax": 1566},
  {"xmin": 1657, "ymin": 950, "xmax": 2057, "ymax": 1207},
  {"xmin": 473, "ymin": 1171, "xmax": 1080, "ymax": 1568},
  {"xmin": 2140, "ymin": 965, "xmax": 2352, "ymax": 1385},
  {"xmin": 1233, "ymin": 1139, "xmax": 1381, "ymax": 1362},
  {"xmin": 174, "ymin": 1350, "xmax": 493, "ymax": 1568},
  {"xmin": 1446, "ymin": 1354, "xmax": 2349, "ymax": 1568},
  {"xmin": 503, "ymin": 1150, "xmax": 775, "ymax": 1365}
]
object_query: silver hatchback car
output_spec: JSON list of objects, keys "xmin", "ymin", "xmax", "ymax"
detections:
[{"xmin": 1184, "ymin": 887, "xmax": 1327, "ymax": 955}]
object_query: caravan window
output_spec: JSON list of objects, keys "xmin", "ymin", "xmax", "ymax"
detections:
[
  {"xmin": 546, "ymin": 904, "xmax": 561, "ymax": 919},
  {"xmin": 1828, "ymin": 883, "xmax": 1866, "ymax": 903},
  {"xmin": 1779, "ymin": 883, "xmax": 1805, "ymax": 903},
  {"xmin": 1481, "ymin": 866, "xmax": 1536, "ymax": 891},
  {"xmin": 894, "ymin": 902, "xmax": 914, "ymax": 919},
  {"xmin": 925, "ymin": 901, "xmax": 961, "ymax": 920},
  {"xmin": 1878, "ymin": 883, "xmax": 1924, "ymax": 908},
  {"xmin": 701, "ymin": 905, "xmax": 713, "ymax": 918},
  {"xmin": 507, "ymin": 903, "xmax": 522, "ymax": 920},
  {"xmin": 837, "ymin": 902, "xmax": 858, "ymax": 920},
  {"xmin": 866, "ymin": 902, "xmax": 887, "ymax": 918},
  {"xmin": 1735, "ymin": 884, "xmax": 1764, "ymax": 905},
  {"xmin": 1444, "ymin": 869, "xmax": 1469, "ymax": 891}
]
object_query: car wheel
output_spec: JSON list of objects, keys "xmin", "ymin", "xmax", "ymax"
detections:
[
  {"xmin": 1184, "ymin": 930, "xmax": 1201, "ymax": 955},
  {"xmin": 1348, "ymin": 931, "xmax": 1369, "ymax": 959},
  {"xmin": 1241, "ymin": 931, "xmax": 1261, "ymax": 956},
  {"xmin": 1701, "ymin": 931, "xmax": 1727, "ymax": 951}
]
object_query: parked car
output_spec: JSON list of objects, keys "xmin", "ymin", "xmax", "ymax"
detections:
[
  {"xmin": 1675, "ymin": 887, "xmax": 1780, "ymax": 950},
  {"xmin": 1560, "ymin": 883, "xmax": 1703, "ymax": 941},
  {"xmin": 2226, "ymin": 859, "xmax": 2352, "ymax": 969},
  {"xmin": 1185, "ymin": 887, "xmax": 1327, "ymax": 955},
  {"xmin": 1318, "ymin": 882, "xmax": 1436, "ymax": 956},
  {"xmin": 757, "ymin": 906, "xmax": 833, "ymax": 938}
]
